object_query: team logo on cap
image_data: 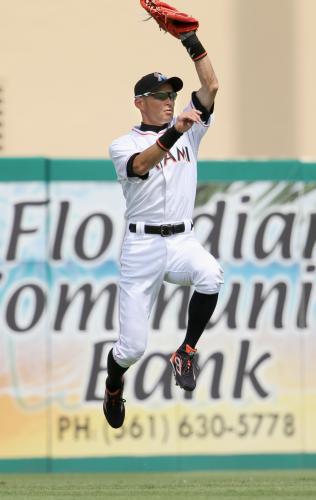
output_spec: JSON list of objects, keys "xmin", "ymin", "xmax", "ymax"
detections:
[{"xmin": 154, "ymin": 72, "xmax": 167, "ymax": 82}]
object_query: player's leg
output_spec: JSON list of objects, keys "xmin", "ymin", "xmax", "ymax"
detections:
[
  {"xmin": 104, "ymin": 233, "xmax": 166, "ymax": 427},
  {"xmin": 164, "ymin": 232, "xmax": 223, "ymax": 390},
  {"xmin": 114, "ymin": 233, "xmax": 167, "ymax": 366},
  {"xmin": 181, "ymin": 289, "xmax": 219, "ymax": 349},
  {"xmin": 103, "ymin": 281, "xmax": 156, "ymax": 429}
]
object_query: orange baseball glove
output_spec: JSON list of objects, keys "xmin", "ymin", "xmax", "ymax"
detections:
[{"xmin": 140, "ymin": 0, "xmax": 199, "ymax": 39}]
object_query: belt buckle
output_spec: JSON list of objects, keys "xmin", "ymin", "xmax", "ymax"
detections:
[{"xmin": 160, "ymin": 224, "xmax": 173, "ymax": 237}]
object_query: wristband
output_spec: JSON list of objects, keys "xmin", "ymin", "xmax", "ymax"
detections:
[
  {"xmin": 181, "ymin": 32, "xmax": 207, "ymax": 62},
  {"xmin": 156, "ymin": 126, "xmax": 183, "ymax": 152}
]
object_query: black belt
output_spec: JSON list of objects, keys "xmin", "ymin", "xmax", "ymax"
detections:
[{"xmin": 129, "ymin": 222, "xmax": 193, "ymax": 237}]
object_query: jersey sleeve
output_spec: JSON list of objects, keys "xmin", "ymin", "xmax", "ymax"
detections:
[
  {"xmin": 109, "ymin": 135, "xmax": 144, "ymax": 182},
  {"xmin": 181, "ymin": 92, "xmax": 215, "ymax": 156},
  {"xmin": 191, "ymin": 91, "xmax": 214, "ymax": 124}
]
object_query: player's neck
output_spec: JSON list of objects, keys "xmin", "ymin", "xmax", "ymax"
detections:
[{"xmin": 140, "ymin": 122, "xmax": 169, "ymax": 133}]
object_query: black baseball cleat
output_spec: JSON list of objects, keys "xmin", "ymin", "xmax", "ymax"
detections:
[
  {"xmin": 103, "ymin": 381, "xmax": 126, "ymax": 429},
  {"xmin": 170, "ymin": 344, "xmax": 198, "ymax": 392}
]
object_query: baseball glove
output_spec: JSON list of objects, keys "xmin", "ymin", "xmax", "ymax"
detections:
[{"xmin": 140, "ymin": 0, "xmax": 199, "ymax": 39}]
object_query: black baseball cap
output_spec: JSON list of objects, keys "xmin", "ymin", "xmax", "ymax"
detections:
[{"xmin": 134, "ymin": 72, "xmax": 183, "ymax": 97}]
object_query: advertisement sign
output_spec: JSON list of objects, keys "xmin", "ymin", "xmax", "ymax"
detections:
[{"xmin": 0, "ymin": 176, "xmax": 315, "ymax": 463}]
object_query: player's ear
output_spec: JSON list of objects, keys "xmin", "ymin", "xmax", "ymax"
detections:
[{"xmin": 134, "ymin": 97, "xmax": 144, "ymax": 112}]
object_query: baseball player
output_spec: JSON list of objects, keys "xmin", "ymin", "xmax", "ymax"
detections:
[{"xmin": 104, "ymin": 12, "xmax": 223, "ymax": 429}]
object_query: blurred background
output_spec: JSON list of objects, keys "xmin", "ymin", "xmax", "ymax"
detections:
[
  {"xmin": 0, "ymin": 0, "xmax": 315, "ymax": 160},
  {"xmin": 0, "ymin": 0, "xmax": 315, "ymax": 475}
]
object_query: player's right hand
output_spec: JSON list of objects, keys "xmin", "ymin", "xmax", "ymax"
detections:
[{"xmin": 174, "ymin": 109, "xmax": 202, "ymax": 133}]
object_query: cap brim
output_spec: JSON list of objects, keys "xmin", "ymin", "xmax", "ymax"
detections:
[{"xmin": 154, "ymin": 76, "xmax": 183, "ymax": 92}]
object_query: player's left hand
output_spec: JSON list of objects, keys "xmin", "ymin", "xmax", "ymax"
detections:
[{"xmin": 175, "ymin": 109, "xmax": 202, "ymax": 133}]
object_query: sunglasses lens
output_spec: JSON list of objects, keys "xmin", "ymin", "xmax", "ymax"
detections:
[{"xmin": 154, "ymin": 92, "xmax": 177, "ymax": 101}]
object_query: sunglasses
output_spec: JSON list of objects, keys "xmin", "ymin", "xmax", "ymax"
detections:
[{"xmin": 136, "ymin": 91, "xmax": 178, "ymax": 101}]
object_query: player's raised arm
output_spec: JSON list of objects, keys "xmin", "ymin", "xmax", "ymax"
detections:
[
  {"xmin": 181, "ymin": 31, "xmax": 219, "ymax": 112},
  {"xmin": 140, "ymin": 0, "xmax": 218, "ymax": 115}
]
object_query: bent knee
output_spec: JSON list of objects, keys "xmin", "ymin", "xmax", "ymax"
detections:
[
  {"xmin": 195, "ymin": 261, "xmax": 224, "ymax": 294},
  {"xmin": 113, "ymin": 339, "xmax": 147, "ymax": 368}
]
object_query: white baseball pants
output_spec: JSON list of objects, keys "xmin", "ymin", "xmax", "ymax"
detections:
[{"xmin": 113, "ymin": 223, "xmax": 224, "ymax": 368}]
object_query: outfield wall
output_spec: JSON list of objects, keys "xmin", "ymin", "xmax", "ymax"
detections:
[{"xmin": 0, "ymin": 158, "xmax": 316, "ymax": 473}]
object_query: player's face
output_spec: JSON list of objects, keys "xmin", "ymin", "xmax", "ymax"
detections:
[{"xmin": 135, "ymin": 83, "xmax": 176, "ymax": 125}]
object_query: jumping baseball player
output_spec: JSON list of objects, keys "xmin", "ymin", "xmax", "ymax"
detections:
[{"xmin": 103, "ymin": 1, "xmax": 223, "ymax": 428}]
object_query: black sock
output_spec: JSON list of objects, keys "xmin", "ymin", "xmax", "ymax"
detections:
[
  {"xmin": 106, "ymin": 348, "xmax": 129, "ymax": 392},
  {"xmin": 180, "ymin": 291, "xmax": 218, "ymax": 350}
]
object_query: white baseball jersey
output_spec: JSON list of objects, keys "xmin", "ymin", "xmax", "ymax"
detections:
[
  {"xmin": 108, "ymin": 95, "xmax": 222, "ymax": 369},
  {"xmin": 109, "ymin": 99, "xmax": 212, "ymax": 224}
]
